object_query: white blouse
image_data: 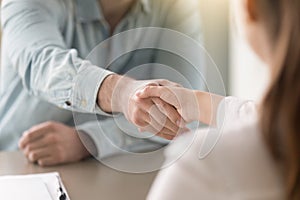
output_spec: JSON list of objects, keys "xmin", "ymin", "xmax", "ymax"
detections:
[{"xmin": 147, "ymin": 97, "xmax": 285, "ymax": 200}]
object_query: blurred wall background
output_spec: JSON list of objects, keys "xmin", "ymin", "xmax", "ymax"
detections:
[
  {"xmin": 199, "ymin": 0, "xmax": 230, "ymax": 95},
  {"xmin": 229, "ymin": 0, "xmax": 269, "ymax": 101},
  {"xmin": 199, "ymin": 0, "xmax": 269, "ymax": 101},
  {"xmin": 0, "ymin": 0, "xmax": 269, "ymax": 101}
]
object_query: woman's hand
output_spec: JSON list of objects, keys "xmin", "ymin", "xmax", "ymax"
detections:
[{"xmin": 136, "ymin": 86, "xmax": 224, "ymax": 125}]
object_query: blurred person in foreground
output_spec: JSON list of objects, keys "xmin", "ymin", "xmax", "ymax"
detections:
[{"xmin": 142, "ymin": 0, "xmax": 300, "ymax": 199}]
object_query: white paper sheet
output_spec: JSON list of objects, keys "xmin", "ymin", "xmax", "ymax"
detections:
[{"xmin": 0, "ymin": 172, "xmax": 70, "ymax": 200}]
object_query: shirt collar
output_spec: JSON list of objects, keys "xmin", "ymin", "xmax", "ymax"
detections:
[
  {"xmin": 140, "ymin": 0, "xmax": 151, "ymax": 14},
  {"xmin": 76, "ymin": 0, "xmax": 103, "ymax": 22},
  {"xmin": 76, "ymin": 0, "xmax": 151, "ymax": 23}
]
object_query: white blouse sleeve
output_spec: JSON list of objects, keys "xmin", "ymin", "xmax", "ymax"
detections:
[
  {"xmin": 147, "ymin": 97, "xmax": 259, "ymax": 200},
  {"xmin": 216, "ymin": 96, "xmax": 257, "ymax": 130}
]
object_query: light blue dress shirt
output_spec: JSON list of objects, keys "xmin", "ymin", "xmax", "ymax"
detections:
[{"xmin": 0, "ymin": 0, "xmax": 204, "ymax": 156}]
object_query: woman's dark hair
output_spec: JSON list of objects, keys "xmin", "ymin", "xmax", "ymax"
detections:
[{"xmin": 259, "ymin": 0, "xmax": 300, "ymax": 199}]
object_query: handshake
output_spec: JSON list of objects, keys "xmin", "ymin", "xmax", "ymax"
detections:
[
  {"xmin": 18, "ymin": 75, "xmax": 223, "ymax": 167},
  {"xmin": 98, "ymin": 75, "xmax": 221, "ymax": 140}
]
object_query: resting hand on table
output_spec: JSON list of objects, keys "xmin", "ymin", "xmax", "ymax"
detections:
[{"xmin": 18, "ymin": 121, "xmax": 90, "ymax": 166}]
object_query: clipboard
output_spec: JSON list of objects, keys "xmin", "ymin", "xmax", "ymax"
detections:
[{"xmin": 0, "ymin": 172, "xmax": 70, "ymax": 200}]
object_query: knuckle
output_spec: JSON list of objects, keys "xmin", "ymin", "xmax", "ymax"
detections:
[
  {"xmin": 153, "ymin": 123, "xmax": 163, "ymax": 131},
  {"xmin": 56, "ymin": 150, "xmax": 64, "ymax": 163},
  {"xmin": 45, "ymin": 121, "xmax": 56, "ymax": 130},
  {"xmin": 158, "ymin": 79, "xmax": 167, "ymax": 84},
  {"xmin": 25, "ymin": 132, "xmax": 34, "ymax": 140},
  {"xmin": 132, "ymin": 115, "xmax": 141, "ymax": 125},
  {"xmin": 38, "ymin": 160, "xmax": 45, "ymax": 166},
  {"xmin": 44, "ymin": 121, "xmax": 53, "ymax": 127},
  {"xmin": 161, "ymin": 102, "xmax": 169, "ymax": 109},
  {"xmin": 164, "ymin": 92, "xmax": 173, "ymax": 99},
  {"xmin": 26, "ymin": 145, "xmax": 34, "ymax": 152},
  {"xmin": 143, "ymin": 86, "xmax": 151, "ymax": 93},
  {"xmin": 47, "ymin": 134, "xmax": 57, "ymax": 143},
  {"xmin": 132, "ymin": 108, "xmax": 140, "ymax": 117},
  {"xmin": 133, "ymin": 96, "xmax": 143, "ymax": 105},
  {"xmin": 29, "ymin": 152, "xmax": 37, "ymax": 161},
  {"xmin": 24, "ymin": 149, "xmax": 30, "ymax": 157}
]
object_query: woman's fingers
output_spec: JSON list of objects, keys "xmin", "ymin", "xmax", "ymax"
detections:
[
  {"xmin": 152, "ymin": 98, "xmax": 186, "ymax": 128},
  {"xmin": 139, "ymin": 126, "xmax": 176, "ymax": 140},
  {"xmin": 136, "ymin": 86, "xmax": 164, "ymax": 98},
  {"xmin": 147, "ymin": 103, "xmax": 180, "ymax": 133},
  {"xmin": 134, "ymin": 97, "xmax": 181, "ymax": 132},
  {"xmin": 136, "ymin": 86, "xmax": 180, "ymax": 109},
  {"xmin": 138, "ymin": 107, "xmax": 179, "ymax": 135}
]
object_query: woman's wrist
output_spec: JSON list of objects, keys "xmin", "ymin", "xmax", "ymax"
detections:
[{"xmin": 195, "ymin": 91, "xmax": 224, "ymax": 125}]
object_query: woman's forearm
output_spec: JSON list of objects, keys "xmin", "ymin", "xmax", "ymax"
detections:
[{"xmin": 195, "ymin": 91, "xmax": 224, "ymax": 126}]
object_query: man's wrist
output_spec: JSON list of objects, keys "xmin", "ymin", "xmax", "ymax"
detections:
[
  {"xmin": 97, "ymin": 74, "xmax": 134, "ymax": 114},
  {"xmin": 97, "ymin": 74, "xmax": 118, "ymax": 113}
]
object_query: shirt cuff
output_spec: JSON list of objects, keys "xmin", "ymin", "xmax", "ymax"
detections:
[{"xmin": 71, "ymin": 61, "xmax": 115, "ymax": 115}]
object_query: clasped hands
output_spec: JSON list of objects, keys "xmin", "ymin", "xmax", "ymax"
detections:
[
  {"xmin": 111, "ymin": 77, "xmax": 201, "ymax": 140},
  {"xmin": 18, "ymin": 75, "xmax": 206, "ymax": 166}
]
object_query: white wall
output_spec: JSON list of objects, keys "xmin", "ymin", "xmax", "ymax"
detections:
[
  {"xmin": 199, "ymin": 0, "xmax": 230, "ymax": 95},
  {"xmin": 199, "ymin": 0, "xmax": 270, "ymax": 101},
  {"xmin": 229, "ymin": 1, "xmax": 270, "ymax": 101}
]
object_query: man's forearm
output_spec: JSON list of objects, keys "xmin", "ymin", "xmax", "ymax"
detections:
[{"xmin": 97, "ymin": 74, "xmax": 133, "ymax": 113}]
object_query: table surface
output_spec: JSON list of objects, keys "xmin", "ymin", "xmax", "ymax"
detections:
[{"xmin": 0, "ymin": 151, "xmax": 158, "ymax": 200}]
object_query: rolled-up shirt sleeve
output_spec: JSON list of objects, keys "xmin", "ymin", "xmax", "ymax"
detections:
[{"xmin": 1, "ymin": 0, "xmax": 114, "ymax": 114}]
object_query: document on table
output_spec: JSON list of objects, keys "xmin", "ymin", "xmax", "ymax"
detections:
[{"xmin": 0, "ymin": 172, "xmax": 70, "ymax": 200}]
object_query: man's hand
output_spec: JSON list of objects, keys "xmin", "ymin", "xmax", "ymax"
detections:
[
  {"xmin": 19, "ymin": 121, "xmax": 91, "ymax": 166},
  {"xmin": 97, "ymin": 75, "xmax": 187, "ymax": 140}
]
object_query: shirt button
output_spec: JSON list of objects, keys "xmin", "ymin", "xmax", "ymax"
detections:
[
  {"xmin": 66, "ymin": 74, "xmax": 73, "ymax": 81},
  {"xmin": 65, "ymin": 101, "xmax": 72, "ymax": 106},
  {"xmin": 81, "ymin": 99, "xmax": 87, "ymax": 107}
]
